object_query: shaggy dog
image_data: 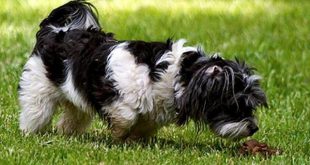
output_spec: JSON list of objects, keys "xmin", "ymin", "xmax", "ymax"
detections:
[{"xmin": 18, "ymin": 1, "xmax": 267, "ymax": 140}]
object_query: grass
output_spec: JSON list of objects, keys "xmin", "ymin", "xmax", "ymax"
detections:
[{"xmin": 1, "ymin": 0, "xmax": 310, "ymax": 164}]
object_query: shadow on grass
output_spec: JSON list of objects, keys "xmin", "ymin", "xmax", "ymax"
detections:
[{"xmin": 72, "ymin": 130, "xmax": 244, "ymax": 157}]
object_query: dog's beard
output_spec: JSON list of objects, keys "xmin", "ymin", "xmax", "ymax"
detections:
[{"xmin": 210, "ymin": 117, "xmax": 258, "ymax": 139}]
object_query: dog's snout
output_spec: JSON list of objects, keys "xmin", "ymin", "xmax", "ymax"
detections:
[{"xmin": 247, "ymin": 124, "xmax": 259, "ymax": 136}]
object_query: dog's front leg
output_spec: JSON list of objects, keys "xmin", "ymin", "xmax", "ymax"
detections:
[{"xmin": 108, "ymin": 105, "xmax": 138, "ymax": 140}]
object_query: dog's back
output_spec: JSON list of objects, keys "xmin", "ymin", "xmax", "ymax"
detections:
[{"xmin": 18, "ymin": 1, "xmax": 180, "ymax": 136}]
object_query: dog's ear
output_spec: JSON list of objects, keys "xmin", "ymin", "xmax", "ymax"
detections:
[
  {"xmin": 231, "ymin": 58, "xmax": 267, "ymax": 108},
  {"xmin": 243, "ymin": 75, "xmax": 268, "ymax": 108},
  {"xmin": 176, "ymin": 69, "xmax": 211, "ymax": 125},
  {"xmin": 176, "ymin": 87, "xmax": 201, "ymax": 125}
]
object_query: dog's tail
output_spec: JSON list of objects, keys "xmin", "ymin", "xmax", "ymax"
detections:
[{"xmin": 40, "ymin": 0, "xmax": 100, "ymax": 32}]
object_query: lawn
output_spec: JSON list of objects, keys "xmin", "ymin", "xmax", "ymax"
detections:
[{"xmin": 1, "ymin": 0, "xmax": 310, "ymax": 164}]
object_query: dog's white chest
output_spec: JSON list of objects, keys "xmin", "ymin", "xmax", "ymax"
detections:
[{"xmin": 104, "ymin": 42, "xmax": 179, "ymax": 126}]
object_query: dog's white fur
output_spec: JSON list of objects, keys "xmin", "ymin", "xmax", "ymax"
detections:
[
  {"xmin": 48, "ymin": 7, "xmax": 100, "ymax": 33},
  {"xmin": 61, "ymin": 68, "xmax": 92, "ymax": 112},
  {"xmin": 19, "ymin": 54, "xmax": 61, "ymax": 133},
  {"xmin": 215, "ymin": 118, "xmax": 258, "ymax": 139}
]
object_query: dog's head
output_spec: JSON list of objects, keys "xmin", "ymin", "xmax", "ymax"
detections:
[{"xmin": 176, "ymin": 53, "xmax": 267, "ymax": 139}]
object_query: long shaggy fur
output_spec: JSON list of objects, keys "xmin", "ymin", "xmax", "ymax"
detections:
[{"xmin": 18, "ymin": 1, "xmax": 267, "ymax": 140}]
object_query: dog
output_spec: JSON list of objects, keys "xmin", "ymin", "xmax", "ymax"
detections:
[{"xmin": 18, "ymin": 1, "xmax": 267, "ymax": 140}]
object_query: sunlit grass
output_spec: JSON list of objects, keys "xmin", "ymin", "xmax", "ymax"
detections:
[
  {"xmin": 1, "ymin": 0, "xmax": 310, "ymax": 164},
  {"xmin": 4, "ymin": 0, "xmax": 296, "ymax": 15}
]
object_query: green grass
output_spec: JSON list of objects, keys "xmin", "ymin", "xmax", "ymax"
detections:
[{"xmin": 1, "ymin": 0, "xmax": 310, "ymax": 164}]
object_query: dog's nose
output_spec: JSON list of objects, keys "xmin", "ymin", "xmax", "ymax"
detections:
[{"xmin": 247, "ymin": 124, "xmax": 259, "ymax": 136}]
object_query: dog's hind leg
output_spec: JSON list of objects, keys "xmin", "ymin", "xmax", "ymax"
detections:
[
  {"xmin": 19, "ymin": 55, "xmax": 60, "ymax": 134},
  {"xmin": 56, "ymin": 102, "xmax": 93, "ymax": 135}
]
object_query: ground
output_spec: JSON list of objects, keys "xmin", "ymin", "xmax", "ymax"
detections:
[{"xmin": 0, "ymin": 0, "xmax": 309, "ymax": 164}]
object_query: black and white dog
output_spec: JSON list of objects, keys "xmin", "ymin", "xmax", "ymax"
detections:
[{"xmin": 18, "ymin": 1, "xmax": 267, "ymax": 140}]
